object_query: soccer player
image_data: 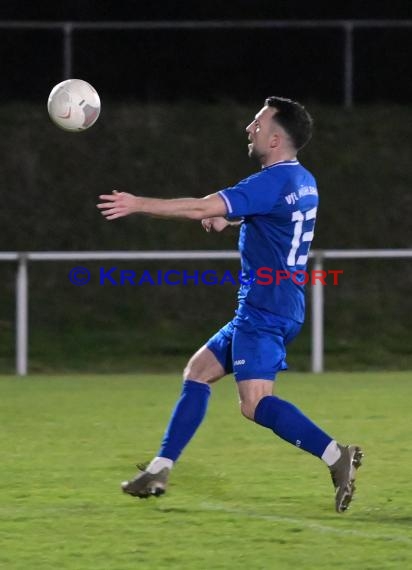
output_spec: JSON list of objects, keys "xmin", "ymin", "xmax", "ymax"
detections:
[{"xmin": 97, "ymin": 96, "xmax": 363, "ymax": 513}]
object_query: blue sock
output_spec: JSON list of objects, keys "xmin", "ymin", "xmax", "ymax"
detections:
[
  {"xmin": 158, "ymin": 380, "xmax": 211, "ymax": 462},
  {"xmin": 254, "ymin": 395, "xmax": 332, "ymax": 458}
]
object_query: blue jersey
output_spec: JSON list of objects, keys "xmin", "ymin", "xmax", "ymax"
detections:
[{"xmin": 219, "ymin": 160, "xmax": 318, "ymax": 323}]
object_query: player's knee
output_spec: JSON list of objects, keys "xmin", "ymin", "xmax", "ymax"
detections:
[
  {"xmin": 183, "ymin": 351, "xmax": 225, "ymax": 384},
  {"xmin": 239, "ymin": 400, "xmax": 257, "ymax": 421},
  {"xmin": 183, "ymin": 361, "xmax": 213, "ymax": 384},
  {"xmin": 184, "ymin": 361, "xmax": 202, "ymax": 382}
]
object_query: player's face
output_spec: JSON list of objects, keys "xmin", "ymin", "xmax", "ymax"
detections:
[{"xmin": 245, "ymin": 106, "xmax": 278, "ymax": 162}]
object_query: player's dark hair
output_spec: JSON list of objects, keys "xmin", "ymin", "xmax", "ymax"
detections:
[{"xmin": 265, "ymin": 96, "xmax": 313, "ymax": 151}]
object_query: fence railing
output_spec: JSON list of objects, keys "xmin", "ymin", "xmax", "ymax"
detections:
[
  {"xmin": 1, "ymin": 249, "xmax": 411, "ymax": 376},
  {"xmin": 1, "ymin": 20, "xmax": 412, "ymax": 107}
]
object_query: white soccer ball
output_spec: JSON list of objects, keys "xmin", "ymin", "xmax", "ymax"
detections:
[{"xmin": 47, "ymin": 79, "xmax": 101, "ymax": 132}]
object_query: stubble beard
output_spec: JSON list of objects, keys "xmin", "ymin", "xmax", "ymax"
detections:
[{"xmin": 248, "ymin": 143, "xmax": 265, "ymax": 165}]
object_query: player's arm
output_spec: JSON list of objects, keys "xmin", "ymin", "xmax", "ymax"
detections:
[{"xmin": 97, "ymin": 191, "xmax": 226, "ymax": 221}]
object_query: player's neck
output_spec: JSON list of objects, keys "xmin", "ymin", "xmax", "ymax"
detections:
[
  {"xmin": 261, "ymin": 156, "xmax": 297, "ymax": 168},
  {"xmin": 261, "ymin": 150, "xmax": 297, "ymax": 168}
]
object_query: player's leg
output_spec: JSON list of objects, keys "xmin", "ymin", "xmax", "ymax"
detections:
[
  {"xmin": 237, "ymin": 378, "xmax": 334, "ymax": 458},
  {"xmin": 237, "ymin": 379, "xmax": 338, "ymax": 458},
  {"xmin": 233, "ymin": 315, "xmax": 363, "ymax": 512},
  {"xmin": 121, "ymin": 322, "xmax": 234, "ymax": 498},
  {"xmin": 238, "ymin": 379, "xmax": 363, "ymax": 512},
  {"xmin": 154, "ymin": 345, "xmax": 226, "ymax": 465}
]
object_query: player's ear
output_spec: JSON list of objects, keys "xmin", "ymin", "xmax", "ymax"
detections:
[{"xmin": 270, "ymin": 133, "xmax": 280, "ymax": 148}]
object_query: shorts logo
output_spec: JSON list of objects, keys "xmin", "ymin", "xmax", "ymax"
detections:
[{"xmin": 234, "ymin": 359, "xmax": 246, "ymax": 365}]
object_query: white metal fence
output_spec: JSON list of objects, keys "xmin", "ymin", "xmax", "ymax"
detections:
[
  {"xmin": 1, "ymin": 20, "xmax": 412, "ymax": 107},
  {"xmin": 1, "ymin": 249, "xmax": 411, "ymax": 376}
]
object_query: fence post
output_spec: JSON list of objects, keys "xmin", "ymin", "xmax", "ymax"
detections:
[
  {"xmin": 343, "ymin": 22, "xmax": 354, "ymax": 108},
  {"xmin": 63, "ymin": 22, "xmax": 73, "ymax": 79},
  {"xmin": 311, "ymin": 252, "xmax": 324, "ymax": 373},
  {"xmin": 16, "ymin": 254, "xmax": 28, "ymax": 376}
]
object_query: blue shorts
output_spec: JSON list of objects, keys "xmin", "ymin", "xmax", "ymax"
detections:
[{"xmin": 206, "ymin": 307, "xmax": 302, "ymax": 382}]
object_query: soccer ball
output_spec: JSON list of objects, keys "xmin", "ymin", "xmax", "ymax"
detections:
[{"xmin": 47, "ymin": 79, "xmax": 101, "ymax": 132}]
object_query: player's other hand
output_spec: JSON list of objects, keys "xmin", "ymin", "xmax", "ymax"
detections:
[
  {"xmin": 97, "ymin": 191, "xmax": 138, "ymax": 220},
  {"xmin": 201, "ymin": 217, "xmax": 230, "ymax": 232}
]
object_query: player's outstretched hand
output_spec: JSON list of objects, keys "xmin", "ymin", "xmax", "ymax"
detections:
[
  {"xmin": 97, "ymin": 191, "xmax": 138, "ymax": 220},
  {"xmin": 201, "ymin": 217, "xmax": 230, "ymax": 232}
]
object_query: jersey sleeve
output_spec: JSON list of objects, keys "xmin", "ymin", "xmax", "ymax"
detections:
[{"xmin": 218, "ymin": 171, "xmax": 282, "ymax": 217}]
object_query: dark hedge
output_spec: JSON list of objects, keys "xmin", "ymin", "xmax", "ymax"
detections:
[{"xmin": 1, "ymin": 102, "xmax": 411, "ymax": 372}]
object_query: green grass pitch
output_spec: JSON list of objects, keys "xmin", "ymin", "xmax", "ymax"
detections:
[{"xmin": 1, "ymin": 372, "xmax": 411, "ymax": 569}]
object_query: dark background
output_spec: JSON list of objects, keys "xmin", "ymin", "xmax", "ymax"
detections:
[
  {"xmin": 1, "ymin": 1, "xmax": 411, "ymax": 20},
  {"xmin": 0, "ymin": 2, "xmax": 411, "ymax": 104}
]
